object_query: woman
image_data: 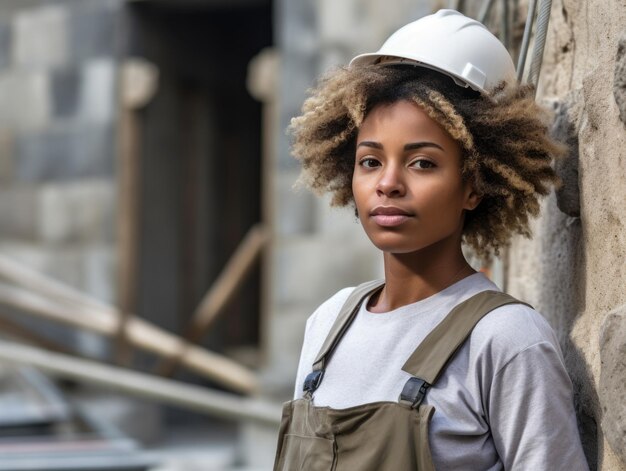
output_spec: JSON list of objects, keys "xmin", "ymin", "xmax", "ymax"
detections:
[{"xmin": 274, "ymin": 10, "xmax": 588, "ymax": 471}]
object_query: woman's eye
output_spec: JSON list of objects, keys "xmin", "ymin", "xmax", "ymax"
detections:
[
  {"xmin": 410, "ymin": 159, "xmax": 435, "ymax": 169},
  {"xmin": 359, "ymin": 157, "xmax": 380, "ymax": 168}
]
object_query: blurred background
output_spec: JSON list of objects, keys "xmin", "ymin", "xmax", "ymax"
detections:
[{"xmin": 0, "ymin": 0, "xmax": 624, "ymax": 470}]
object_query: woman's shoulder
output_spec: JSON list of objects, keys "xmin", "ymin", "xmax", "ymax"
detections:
[{"xmin": 470, "ymin": 295, "xmax": 563, "ymax": 369}]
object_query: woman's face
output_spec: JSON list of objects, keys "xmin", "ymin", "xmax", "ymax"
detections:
[{"xmin": 352, "ymin": 99, "xmax": 479, "ymax": 255}]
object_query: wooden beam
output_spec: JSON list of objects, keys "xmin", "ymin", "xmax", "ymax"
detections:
[
  {"xmin": 115, "ymin": 59, "xmax": 160, "ymax": 366},
  {"xmin": 0, "ymin": 256, "xmax": 258, "ymax": 394},
  {"xmin": 189, "ymin": 224, "xmax": 268, "ymax": 337},
  {"xmin": 156, "ymin": 224, "xmax": 268, "ymax": 376}
]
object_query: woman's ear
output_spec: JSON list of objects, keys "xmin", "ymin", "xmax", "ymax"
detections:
[{"xmin": 463, "ymin": 184, "xmax": 482, "ymax": 211}]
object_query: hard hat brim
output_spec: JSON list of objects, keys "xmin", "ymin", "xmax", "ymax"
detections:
[{"xmin": 349, "ymin": 53, "xmax": 485, "ymax": 94}]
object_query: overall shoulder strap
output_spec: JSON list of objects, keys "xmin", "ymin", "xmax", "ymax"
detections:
[
  {"xmin": 311, "ymin": 280, "xmax": 385, "ymax": 372},
  {"xmin": 401, "ymin": 290, "xmax": 531, "ymax": 385}
]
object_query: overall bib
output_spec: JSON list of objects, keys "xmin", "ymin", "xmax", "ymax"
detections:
[{"xmin": 273, "ymin": 280, "xmax": 524, "ymax": 471}]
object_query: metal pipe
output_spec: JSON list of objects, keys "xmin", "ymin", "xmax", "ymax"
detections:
[
  {"xmin": 0, "ymin": 340, "xmax": 282, "ymax": 427},
  {"xmin": 527, "ymin": 0, "xmax": 553, "ymax": 94},
  {"xmin": 517, "ymin": 0, "xmax": 539, "ymax": 83},
  {"xmin": 501, "ymin": 0, "xmax": 511, "ymax": 50}
]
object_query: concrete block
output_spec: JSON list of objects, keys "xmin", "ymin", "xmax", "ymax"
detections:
[
  {"xmin": 614, "ymin": 31, "xmax": 626, "ymax": 126},
  {"xmin": 0, "ymin": 185, "xmax": 38, "ymax": 240},
  {"xmin": 50, "ymin": 68, "xmax": 81, "ymax": 118},
  {"xmin": 79, "ymin": 58, "xmax": 116, "ymax": 123},
  {"xmin": 272, "ymin": 234, "xmax": 380, "ymax": 307},
  {"xmin": 318, "ymin": 0, "xmax": 361, "ymax": 46},
  {"xmin": 69, "ymin": 2, "xmax": 119, "ymax": 62},
  {"xmin": 38, "ymin": 179, "xmax": 116, "ymax": 244},
  {"xmin": 0, "ymin": 71, "xmax": 50, "ymax": 130},
  {"xmin": 0, "ymin": 241, "xmax": 83, "ymax": 291},
  {"xmin": 81, "ymin": 244, "xmax": 116, "ymax": 304},
  {"xmin": 15, "ymin": 123, "xmax": 115, "ymax": 182},
  {"xmin": 599, "ymin": 305, "xmax": 626, "ymax": 464},
  {"xmin": 12, "ymin": 5, "xmax": 69, "ymax": 68},
  {"xmin": 315, "ymin": 194, "xmax": 364, "ymax": 237},
  {"xmin": 274, "ymin": 172, "xmax": 316, "ymax": 235},
  {"xmin": 317, "ymin": 0, "xmax": 431, "ymax": 61}
]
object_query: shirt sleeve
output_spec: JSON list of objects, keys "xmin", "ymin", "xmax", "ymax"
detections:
[{"xmin": 488, "ymin": 341, "xmax": 589, "ymax": 471}]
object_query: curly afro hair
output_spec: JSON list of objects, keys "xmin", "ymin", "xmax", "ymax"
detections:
[{"xmin": 289, "ymin": 65, "xmax": 564, "ymax": 259}]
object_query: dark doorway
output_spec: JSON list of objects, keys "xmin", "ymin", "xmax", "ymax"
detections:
[{"xmin": 124, "ymin": 0, "xmax": 272, "ymax": 374}]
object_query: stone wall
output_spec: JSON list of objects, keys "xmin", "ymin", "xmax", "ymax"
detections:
[
  {"xmin": 0, "ymin": 0, "xmax": 122, "ymax": 354},
  {"xmin": 506, "ymin": 1, "xmax": 626, "ymax": 469}
]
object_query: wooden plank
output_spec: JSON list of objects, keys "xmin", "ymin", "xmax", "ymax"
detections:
[
  {"xmin": 156, "ymin": 224, "xmax": 268, "ymax": 376},
  {"xmin": 115, "ymin": 104, "xmax": 140, "ymax": 367},
  {"xmin": 115, "ymin": 59, "xmax": 159, "ymax": 366},
  {"xmin": 188, "ymin": 224, "xmax": 268, "ymax": 337},
  {"xmin": 0, "ymin": 259, "xmax": 258, "ymax": 394}
]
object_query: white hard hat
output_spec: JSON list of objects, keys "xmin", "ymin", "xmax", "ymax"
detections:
[{"xmin": 350, "ymin": 9, "xmax": 516, "ymax": 95}]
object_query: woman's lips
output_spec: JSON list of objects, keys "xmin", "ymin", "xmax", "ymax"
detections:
[
  {"xmin": 370, "ymin": 206, "xmax": 413, "ymax": 227},
  {"xmin": 371, "ymin": 214, "xmax": 411, "ymax": 226}
]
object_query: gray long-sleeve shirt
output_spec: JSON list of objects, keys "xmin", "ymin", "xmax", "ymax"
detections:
[{"xmin": 293, "ymin": 273, "xmax": 589, "ymax": 470}]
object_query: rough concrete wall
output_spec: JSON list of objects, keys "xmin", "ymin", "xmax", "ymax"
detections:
[{"xmin": 507, "ymin": 1, "xmax": 626, "ymax": 469}]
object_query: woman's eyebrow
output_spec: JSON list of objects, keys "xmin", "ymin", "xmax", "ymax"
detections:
[
  {"xmin": 357, "ymin": 141, "xmax": 445, "ymax": 151},
  {"xmin": 356, "ymin": 141, "xmax": 383, "ymax": 149},
  {"xmin": 404, "ymin": 142, "xmax": 444, "ymax": 151}
]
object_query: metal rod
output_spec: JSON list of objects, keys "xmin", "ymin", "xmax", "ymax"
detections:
[
  {"xmin": 517, "ymin": 0, "xmax": 539, "ymax": 82},
  {"xmin": 527, "ymin": 0, "xmax": 553, "ymax": 94},
  {"xmin": 501, "ymin": 0, "xmax": 510, "ymax": 49},
  {"xmin": 0, "ymin": 340, "xmax": 281, "ymax": 427}
]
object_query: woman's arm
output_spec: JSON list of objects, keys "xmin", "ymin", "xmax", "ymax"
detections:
[{"xmin": 488, "ymin": 341, "xmax": 589, "ymax": 470}]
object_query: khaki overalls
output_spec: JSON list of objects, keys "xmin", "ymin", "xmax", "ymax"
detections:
[{"xmin": 273, "ymin": 280, "xmax": 525, "ymax": 471}]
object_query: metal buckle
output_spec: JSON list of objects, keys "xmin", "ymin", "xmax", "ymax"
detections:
[
  {"xmin": 399, "ymin": 377, "xmax": 430, "ymax": 408},
  {"xmin": 303, "ymin": 370, "xmax": 324, "ymax": 395}
]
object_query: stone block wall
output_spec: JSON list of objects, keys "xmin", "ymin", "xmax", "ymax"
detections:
[
  {"xmin": 507, "ymin": 1, "xmax": 626, "ymax": 469},
  {"xmin": 0, "ymin": 0, "xmax": 122, "ymax": 353}
]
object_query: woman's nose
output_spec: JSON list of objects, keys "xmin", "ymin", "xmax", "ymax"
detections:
[{"xmin": 376, "ymin": 165, "xmax": 405, "ymax": 197}]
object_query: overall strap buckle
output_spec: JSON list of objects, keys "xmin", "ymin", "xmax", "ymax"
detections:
[
  {"xmin": 303, "ymin": 370, "xmax": 324, "ymax": 397},
  {"xmin": 399, "ymin": 377, "xmax": 430, "ymax": 408}
]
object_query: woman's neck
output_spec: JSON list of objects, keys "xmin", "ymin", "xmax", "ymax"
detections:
[{"xmin": 368, "ymin": 245, "xmax": 475, "ymax": 313}]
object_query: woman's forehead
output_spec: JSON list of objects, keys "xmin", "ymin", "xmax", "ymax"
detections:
[{"xmin": 358, "ymin": 100, "xmax": 457, "ymax": 144}]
